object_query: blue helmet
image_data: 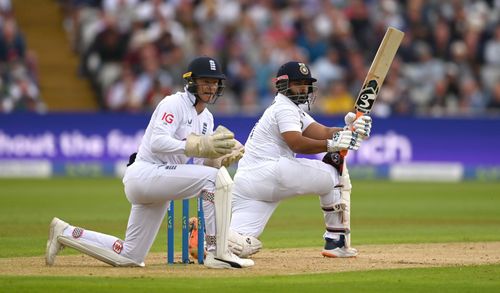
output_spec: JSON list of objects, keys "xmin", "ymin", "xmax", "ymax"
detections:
[
  {"xmin": 275, "ymin": 61, "xmax": 317, "ymax": 106},
  {"xmin": 183, "ymin": 56, "xmax": 226, "ymax": 104}
]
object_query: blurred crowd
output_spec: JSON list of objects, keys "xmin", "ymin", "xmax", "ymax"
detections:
[
  {"xmin": 43, "ymin": 0, "xmax": 500, "ymax": 116},
  {"xmin": 57, "ymin": 0, "xmax": 500, "ymax": 117},
  {"xmin": 0, "ymin": 0, "xmax": 44, "ymax": 113}
]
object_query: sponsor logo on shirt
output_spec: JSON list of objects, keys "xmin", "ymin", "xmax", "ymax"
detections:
[
  {"xmin": 202, "ymin": 123, "xmax": 207, "ymax": 134},
  {"xmin": 162, "ymin": 113, "xmax": 174, "ymax": 123},
  {"xmin": 187, "ymin": 118, "xmax": 193, "ymax": 126}
]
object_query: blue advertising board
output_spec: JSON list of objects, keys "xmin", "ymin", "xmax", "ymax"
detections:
[{"xmin": 0, "ymin": 113, "xmax": 499, "ymax": 179}]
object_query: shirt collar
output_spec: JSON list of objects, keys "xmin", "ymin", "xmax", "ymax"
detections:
[
  {"xmin": 184, "ymin": 86, "xmax": 197, "ymax": 105},
  {"xmin": 276, "ymin": 93, "xmax": 298, "ymax": 107},
  {"xmin": 275, "ymin": 92, "xmax": 310, "ymax": 113},
  {"xmin": 182, "ymin": 88, "xmax": 209, "ymax": 116}
]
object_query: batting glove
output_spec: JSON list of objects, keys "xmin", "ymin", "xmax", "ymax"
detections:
[
  {"xmin": 327, "ymin": 130, "xmax": 362, "ymax": 152},
  {"xmin": 344, "ymin": 112, "xmax": 372, "ymax": 139}
]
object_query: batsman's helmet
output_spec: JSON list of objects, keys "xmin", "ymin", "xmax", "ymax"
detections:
[
  {"xmin": 275, "ymin": 61, "xmax": 317, "ymax": 106},
  {"xmin": 183, "ymin": 56, "xmax": 226, "ymax": 104}
]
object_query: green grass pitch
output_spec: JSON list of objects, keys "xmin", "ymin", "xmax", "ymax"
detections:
[{"xmin": 0, "ymin": 178, "xmax": 499, "ymax": 292}]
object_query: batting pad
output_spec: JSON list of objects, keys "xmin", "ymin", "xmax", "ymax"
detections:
[
  {"xmin": 214, "ymin": 166, "xmax": 233, "ymax": 257},
  {"xmin": 341, "ymin": 165, "xmax": 352, "ymax": 248},
  {"xmin": 58, "ymin": 236, "xmax": 144, "ymax": 267}
]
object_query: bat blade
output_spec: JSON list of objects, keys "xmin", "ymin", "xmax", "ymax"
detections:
[
  {"xmin": 340, "ymin": 27, "xmax": 404, "ymax": 158},
  {"xmin": 354, "ymin": 27, "xmax": 404, "ymax": 115}
]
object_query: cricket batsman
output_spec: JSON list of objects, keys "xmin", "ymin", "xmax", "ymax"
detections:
[{"xmin": 226, "ymin": 61, "xmax": 372, "ymax": 258}]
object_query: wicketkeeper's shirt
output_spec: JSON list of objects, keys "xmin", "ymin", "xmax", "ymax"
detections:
[
  {"xmin": 136, "ymin": 90, "xmax": 214, "ymax": 165},
  {"xmin": 239, "ymin": 93, "xmax": 315, "ymax": 168}
]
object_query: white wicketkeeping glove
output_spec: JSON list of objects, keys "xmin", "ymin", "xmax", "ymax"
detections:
[
  {"xmin": 204, "ymin": 140, "xmax": 244, "ymax": 168},
  {"xmin": 185, "ymin": 125, "xmax": 236, "ymax": 159},
  {"xmin": 344, "ymin": 112, "xmax": 372, "ymax": 139},
  {"xmin": 327, "ymin": 130, "xmax": 363, "ymax": 152}
]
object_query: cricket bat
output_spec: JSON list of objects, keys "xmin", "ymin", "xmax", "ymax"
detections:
[
  {"xmin": 340, "ymin": 26, "xmax": 404, "ymax": 156},
  {"xmin": 341, "ymin": 27, "xmax": 404, "ymax": 250}
]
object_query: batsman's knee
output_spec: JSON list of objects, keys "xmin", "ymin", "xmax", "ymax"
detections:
[{"xmin": 322, "ymin": 152, "xmax": 344, "ymax": 175}]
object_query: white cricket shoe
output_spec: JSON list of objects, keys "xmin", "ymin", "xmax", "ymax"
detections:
[
  {"xmin": 345, "ymin": 246, "xmax": 358, "ymax": 254},
  {"xmin": 204, "ymin": 251, "xmax": 254, "ymax": 269},
  {"xmin": 321, "ymin": 235, "xmax": 358, "ymax": 258},
  {"xmin": 45, "ymin": 217, "xmax": 69, "ymax": 266},
  {"xmin": 322, "ymin": 247, "xmax": 358, "ymax": 258}
]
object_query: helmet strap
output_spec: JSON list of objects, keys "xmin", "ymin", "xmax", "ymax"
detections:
[{"xmin": 186, "ymin": 78, "xmax": 224, "ymax": 106}]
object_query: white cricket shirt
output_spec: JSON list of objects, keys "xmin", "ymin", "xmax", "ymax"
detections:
[
  {"xmin": 136, "ymin": 90, "xmax": 214, "ymax": 164},
  {"xmin": 239, "ymin": 93, "xmax": 315, "ymax": 168}
]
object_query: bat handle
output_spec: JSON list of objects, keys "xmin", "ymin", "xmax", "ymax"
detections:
[{"xmin": 339, "ymin": 111, "xmax": 364, "ymax": 157}]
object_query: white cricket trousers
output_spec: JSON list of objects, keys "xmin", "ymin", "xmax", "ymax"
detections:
[
  {"xmin": 61, "ymin": 160, "xmax": 218, "ymax": 264},
  {"xmin": 230, "ymin": 157, "xmax": 342, "ymax": 238}
]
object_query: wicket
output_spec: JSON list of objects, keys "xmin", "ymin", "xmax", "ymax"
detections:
[{"xmin": 167, "ymin": 197, "xmax": 205, "ymax": 264}]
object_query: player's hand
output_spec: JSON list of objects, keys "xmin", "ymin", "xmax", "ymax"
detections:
[
  {"xmin": 213, "ymin": 126, "xmax": 240, "ymax": 162},
  {"xmin": 344, "ymin": 112, "xmax": 372, "ymax": 139},
  {"xmin": 221, "ymin": 140, "xmax": 244, "ymax": 167},
  {"xmin": 185, "ymin": 126, "xmax": 236, "ymax": 159},
  {"xmin": 327, "ymin": 130, "xmax": 362, "ymax": 152},
  {"xmin": 204, "ymin": 140, "xmax": 244, "ymax": 168},
  {"xmin": 214, "ymin": 125, "xmax": 233, "ymax": 136},
  {"xmin": 344, "ymin": 112, "xmax": 357, "ymax": 127}
]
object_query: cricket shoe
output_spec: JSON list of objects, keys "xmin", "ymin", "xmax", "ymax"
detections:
[
  {"xmin": 45, "ymin": 217, "xmax": 69, "ymax": 265},
  {"xmin": 321, "ymin": 235, "xmax": 358, "ymax": 258},
  {"xmin": 204, "ymin": 251, "xmax": 254, "ymax": 269},
  {"xmin": 188, "ymin": 217, "xmax": 206, "ymax": 259}
]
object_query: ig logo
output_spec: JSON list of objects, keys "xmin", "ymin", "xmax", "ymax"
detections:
[{"xmin": 162, "ymin": 112, "xmax": 174, "ymax": 123}]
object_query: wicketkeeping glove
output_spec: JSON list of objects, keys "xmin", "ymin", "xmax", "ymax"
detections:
[
  {"xmin": 204, "ymin": 140, "xmax": 244, "ymax": 168},
  {"xmin": 327, "ymin": 130, "xmax": 362, "ymax": 152},
  {"xmin": 185, "ymin": 125, "xmax": 236, "ymax": 159}
]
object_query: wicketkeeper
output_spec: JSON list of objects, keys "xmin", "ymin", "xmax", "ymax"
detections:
[
  {"xmin": 45, "ymin": 56, "xmax": 251, "ymax": 269},
  {"xmin": 226, "ymin": 61, "xmax": 372, "ymax": 258}
]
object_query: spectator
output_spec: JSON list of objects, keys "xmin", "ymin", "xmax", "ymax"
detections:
[
  {"xmin": 2, "ymin": 63, "xmax": 44, "ymax": 113},
  {"xmin": 312, "ymin": 48, "xmax": 345, "ymax": 92},
  {"xmin": 405, "ymin": 42, "xmax": 445, "ymax": 111},
  {"xmin": 105, "ymin": 64, "xmax": 143, "ymax": 111},
  {"xmin": 318, "ymin": 80, "xmax": 354, "ymax": 115},
  {"xmin": 487, "ymin": 79, "xmax": 500, "ymax": 111},
  {"xmin": 458, "ymin": 78, "xmax": 487, "ymax": 115},
  {"xmin": 0, "ymin": 19, "xmax": 25, "ymax": 63},
  {"xmin": 0, "ymin": 7, "xmax": 42, "ymax": 113},
  {"xmin": 53, "ymin": 0, "xmax": 500, "ymax": 117},
  {"xmin": 134, "ymin": 43, "xmax": 172, "ymax": 110},
  {"xmin": 82, "ymin": 14, "xmax": 130, "ymax": 103}
]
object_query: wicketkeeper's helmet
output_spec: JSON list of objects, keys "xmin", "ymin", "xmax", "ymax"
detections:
[
  {"xmin": 183, "ymin": 56, "xmax": 226, "ymax": 104},
  {"xmin": 274, "ymin": 61, "xmax": 318, "ymax": 107}
]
